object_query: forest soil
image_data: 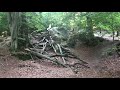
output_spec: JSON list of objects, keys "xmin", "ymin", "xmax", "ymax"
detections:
[{"xmin": 0, "ymin": 40, "xmax": 120, "ymax": 78}]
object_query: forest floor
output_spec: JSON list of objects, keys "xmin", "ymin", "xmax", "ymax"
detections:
[{"xmin": 0, "ymin": 37, "xmax": 120, "ymax": 78}]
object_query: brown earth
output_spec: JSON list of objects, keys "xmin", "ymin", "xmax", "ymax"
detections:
[{"xmin": 0, "ymin": 39, "xmax": 120, "ymax": 78}]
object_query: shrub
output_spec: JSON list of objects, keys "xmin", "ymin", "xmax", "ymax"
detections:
[
  {"xmin": 78, "ymin": 32, "xmax": 103, "ymax": 46},
  {"xmin": 67, "ymin": 34, "xmax": 79, "ymax": 48}
]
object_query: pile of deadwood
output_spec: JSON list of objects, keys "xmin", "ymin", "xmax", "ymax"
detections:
[
  {"xmin": 25, "ymin": 28, "xmax": 90, "ymax": 73},
  {"xmin": 0, "ymin": 36, "xmax": 11, "ymax": 47}
]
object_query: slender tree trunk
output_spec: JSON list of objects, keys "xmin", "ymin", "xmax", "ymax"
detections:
[
  {"xmin": 111, "ymin": 17, "xmax": 114, "ymax": 43},
  {"xmin": 116, "ymin": 30, "xmax": 119, "ymax": 37},
  {"xmin": 100, "ymin": 28, "xmax": 101, "ymax": 34},
  {"xmin": 86, "ymin": 16, "xmax": 94, "ymax": 39},
  {"xmin": 113, "ymin": 30, "xmax": 115, "ymax": 42},
  {"xmin": 7, "ymin": 12, "xmax": 21, "ymax": 51},
  {"xmin": 20, "ymin": 12, "xmax": 29, "ymax": 47}
]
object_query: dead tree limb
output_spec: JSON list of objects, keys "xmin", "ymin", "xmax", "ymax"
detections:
[
  {"xmin": 57, "ymin": 44, "xmax": 66, "ymax": 64},
  {"xmin": 26, "ymin": 28, "xmax": 89, "ymax": 68},
  {"xmin": 61, "ymin": 46, "xmax": 88, "ymax": 64},
  {"xmin": 25, "ymin": 48, "xmax": 67, "ymax": 67}
]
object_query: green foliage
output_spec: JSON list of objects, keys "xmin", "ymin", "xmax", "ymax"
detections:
[
  {"xmin": 41, "ymin": 12, "xmax": 64, "ymax": 27},
  {"xmin": 67, "ymin": 33, "xmax": 79, "ymax": 48},
  {"xmin": 25, "ymin": 12, "xmax": 45, "ymax": 31},
  {"xmin": 78, "ymin": 31, "xmax": 103, "ymax": 46},
  {"xmin": 0, "ymin": 12, "xmax": 9, "ymax": 35},
  {"xmin": 92, "ymin": 12, "xmax": 120, "ymax": 33},
  {"xmin": 102, "ymin": 46, "xmax": 117, "ymax": 57},
  {"xmin": 1, "ymin": 12, "xmax": 120, "ymax": 48},
  {"xmin": 0, "ymin": 12, "xmax": 119, "ymax": 34}
]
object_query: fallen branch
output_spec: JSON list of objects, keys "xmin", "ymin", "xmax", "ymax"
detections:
[
  {"xmin": 61, "ymin": 46, "xmax": 88, "ymax": 64},
  {"xmin": 26, "ymin": 28, "xmax": 89, "ymax": 68},
  {"xmin": 49, "ymin": 54, "xmax": 80, "ymax": 59},
  {"xmin": 25, "ymin": 48, "xmax": 67, "ymax": 67},
  {"xmin": 57, "ymin": 44, "xmax": 66, "ymax": 64}
]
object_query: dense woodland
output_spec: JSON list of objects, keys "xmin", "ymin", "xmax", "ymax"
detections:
[{"xmin": 0, "ymin": 12, "xmax": 120, "ymax": 78}]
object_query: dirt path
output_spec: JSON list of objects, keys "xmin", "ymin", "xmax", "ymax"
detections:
[{"xmin": 69, "ymin": 40, "xmax": 120, "ymax": 77}]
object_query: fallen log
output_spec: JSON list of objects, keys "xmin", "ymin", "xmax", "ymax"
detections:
[
  {"xmin": 49, "ymin": 54, "xmax": 82, "ymax": 59},
  {"xmin": 25, "ymin": 48, "xmax": 67, "ymax": 67}
]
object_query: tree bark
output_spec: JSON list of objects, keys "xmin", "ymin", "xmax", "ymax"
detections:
[
  {"xmin": 111, "ymin": 17, "xmax": 114, "ymax": 43},
  {"xmin": 86, "ymin": 15, "xmax": 94, "ymax": 39},
  {"xmin": 7, "ymin": 12, "xmax": 21, "ymax": 51},
  {"xmin": 116, "ymin": 30, "xmax": 119, "ymax": 37},
  {"xmin": 19, "ymin": 12, "xmax": 29, "ymax": 48}
]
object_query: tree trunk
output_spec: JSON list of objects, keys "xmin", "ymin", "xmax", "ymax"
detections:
[
  {"xmin": 111, "ymin": 17, "xmax": 114, "ymax": 43},
  {"xmin": 116, "ymin": 30, "xmax": 119, "ymax": 37},
  {"xmin": 99, "ymin": 28, "xmax": 101, "ymax": 33},
  {"xmin": 86, "ymin": 16, "xmax": 94, "ymax": 39},
  {"xmin": 7, "ymin": 12, "xmax": 21, "ymax": 51},
  {"xmin": 86, "ymin": 16, "xmax": 94, "ymax": 43},
  {"xmin": 19, "ymin": 13, "xmax": 29, "ymax": 48},
  {"xmin": 112, "ymin": 29, "xmax": 115, "ymax": 42}
]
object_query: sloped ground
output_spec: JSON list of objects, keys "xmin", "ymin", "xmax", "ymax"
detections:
[
  {"xmin": 0, "ymin": 38, "xmax": 120, "ymax": 78},
  {"xmin": 0, "ymin": 48, "xmax": 74, "ymax": 78},
  {"xmin": 71, "ymin": 39, "xmax": 120, "ymax": 78}
]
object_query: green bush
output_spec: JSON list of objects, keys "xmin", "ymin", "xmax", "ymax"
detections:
[
  {"xmin": 67, "ymin": 33, "xmax": 79, "ymax": 48},
  {"xmin": 78, "ymin": 32, "xmax": 102, "ymax": 46},
  {"xmin": 67, "ymin": 31, "xmax": 105, "ymax": 47},
  {"xmin": 101, "ymin": 47, "xmax": 116, "ymax": 57}
]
